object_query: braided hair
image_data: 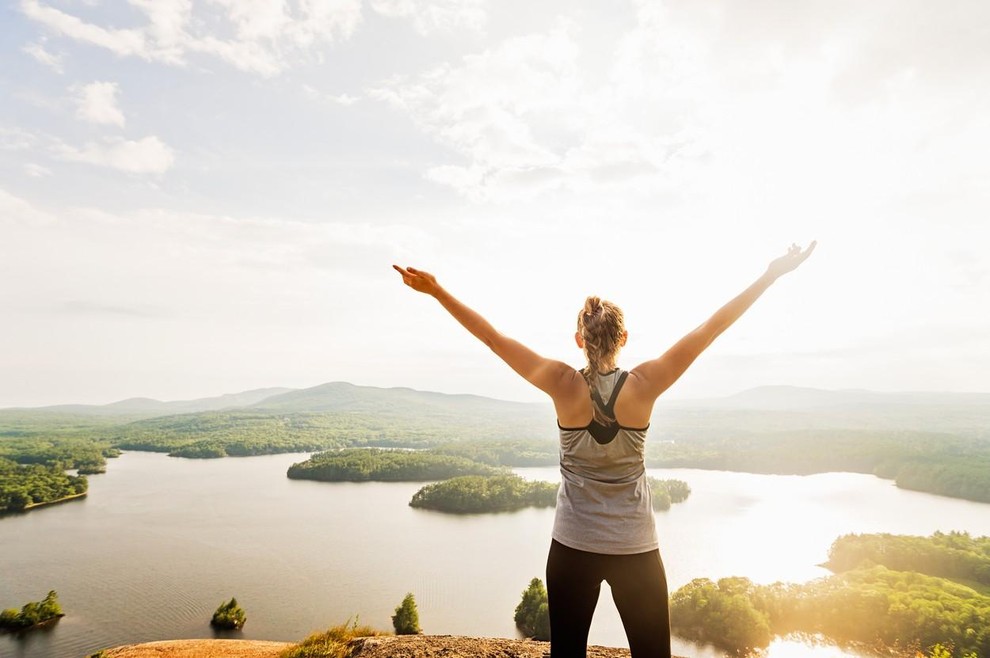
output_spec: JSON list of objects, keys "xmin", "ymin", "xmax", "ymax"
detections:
[{"xmin": 577, "ymin": 296, "xmax": 626, "ymax": 425}]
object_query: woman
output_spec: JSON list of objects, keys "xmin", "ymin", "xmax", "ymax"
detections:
[{"xmin": 392, "ymin": 241, "xmax": 816, "ymax": 658}]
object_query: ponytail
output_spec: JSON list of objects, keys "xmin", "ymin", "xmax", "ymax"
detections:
[{"xmin": 577, "ymin": 296, "xmax": 625, "ymax": 425}]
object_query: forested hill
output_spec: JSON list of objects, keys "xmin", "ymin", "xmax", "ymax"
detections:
[
  {"xmin": 656, "ymin": 386, "xmax": 990, "ymax": 440},
  {"xmin": 247, "ymin": 382, "xmax": 546, "ymax": 421}
]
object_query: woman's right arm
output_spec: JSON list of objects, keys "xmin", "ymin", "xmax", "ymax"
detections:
[
  {"xmin": 393, "ymin": 265, "xmax": 582, "ymax": 401},
  {"xmin": 627, "ymin": 242, "xmax": 816, "ymax": 403}
]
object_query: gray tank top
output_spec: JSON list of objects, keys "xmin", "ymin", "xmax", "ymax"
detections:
[{"xmin": 552, "ymin": 369, "xmax": 658, "ymax": 555}]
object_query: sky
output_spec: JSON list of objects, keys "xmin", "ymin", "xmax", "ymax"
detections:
[{"xmin": 1, "ymin": 0, "xmax": 988, "ymax": 408}]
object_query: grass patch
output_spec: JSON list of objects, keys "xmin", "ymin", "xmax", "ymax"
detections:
[{"xmin": 280, "ymin": 622, "xmax": 389, "ymax": 658}]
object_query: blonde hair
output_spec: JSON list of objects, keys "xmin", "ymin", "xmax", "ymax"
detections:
[{"xmin": 577, "ymin": 296, "xmax": 626, "ymax": 425}]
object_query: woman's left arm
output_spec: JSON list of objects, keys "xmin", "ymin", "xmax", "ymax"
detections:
[{"xmin": 393, "ymin": 265, "xmax": 578, "ymax": 398}]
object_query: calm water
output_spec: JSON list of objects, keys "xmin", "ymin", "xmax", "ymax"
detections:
[{"xmin": 3, "ymin": 452, "xmax": 990, "ymax": 658}]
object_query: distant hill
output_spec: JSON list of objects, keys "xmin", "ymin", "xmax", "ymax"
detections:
[
  {"xmin": 656, "ymin": 386, "xmax": 990, "ymax": 440},
  {"xmin": 14, "ymin": 388, "xmax": 295, "ymax": 416},
  {"xmin": 681, "ymin": 385, "xmax": 990, "ymax": 411},
  {"xmin": 248, "ymin": 381, "xmax": 546, "ymax": 420},
  {"xmin": 2, "ymin": 383, "xmax": 987, "ymax": 441}
]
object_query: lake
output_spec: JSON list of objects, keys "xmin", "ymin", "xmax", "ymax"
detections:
[{"xmin": 3, "ymin": 451, "xmax": 990, "ymax": 658}]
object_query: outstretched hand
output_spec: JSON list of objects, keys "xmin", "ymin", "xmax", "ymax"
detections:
[
  {"xmin": 766, "ymin": 241, "xmax": 817, "ymax": 280},
  {"xmin": 392, "ymin": 265, "xmax": 441, "ymax": 296}
]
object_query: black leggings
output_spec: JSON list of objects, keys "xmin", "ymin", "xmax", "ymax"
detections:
[{"xmin": 546, "ymin": 539, "xmax": 671, "ymax": 658}]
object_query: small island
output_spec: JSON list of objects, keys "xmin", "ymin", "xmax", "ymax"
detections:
[
  {"xmin": 409, "ymin": 475, "xmax": 691, "ymax": 514},
  {"xmin": 646, "ymin": 477, "xmax": 690, "ymax": 510},
  {"xmin": 287, "ymin": 448, "xmax": 498, "ymax": 482},
  {"xmin": 410, "ymin": 474, "xmax": 557, "ymax": 513},
  {"xmin": 210, "ymin": 597, "xmax": 246, "ymax": 630},
  {"xmin": 0, "ymin": 590, "xmax": 64, "ymax": 632}
]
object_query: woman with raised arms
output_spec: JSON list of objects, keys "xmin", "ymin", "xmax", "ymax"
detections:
[{"xmin": 393, "ymin": 241, "xmax": 816, "ymax": 658}]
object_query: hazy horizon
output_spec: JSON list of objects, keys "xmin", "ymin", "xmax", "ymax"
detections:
[
  {"xmin": 2, "ymin": 0, "xmax": 988, "ymax": 408},
  {"xmin": 5, "ymin": 378, "xmax": 990, "ymax": 412}
]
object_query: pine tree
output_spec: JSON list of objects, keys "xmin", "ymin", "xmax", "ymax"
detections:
[
  {"xmin": 514, "ymin": 578, "xmax": 550, "ymax": 640},
  {"xmin": 391, "ymin": 593, "xmax": 421, "ymax": 634}
]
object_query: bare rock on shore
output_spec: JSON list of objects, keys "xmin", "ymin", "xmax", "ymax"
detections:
[
  {"xmin": 349, "ymin": 635, "xmax": 643, "ymax": 658},
  {"xmin": 98, "ymin": 635, "xmax": 685, "ymax": 658},
  {"xmin": 98, "ymin": 639, "xmax": 292, "ymax": 658}
]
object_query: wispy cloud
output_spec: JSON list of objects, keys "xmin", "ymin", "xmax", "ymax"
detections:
[
  {"xmin": 23, "ymin": 163, "xmax": 51, "ymax": 177},
  {"xmin": 74, "ymin": 81, "xmax": 126, "ymax": 127},
  {"xmin": 22, "ymin": 39, "xmax": 63, "ymax": 73},
  {"xmin": 302, "ymin": 85, "xmax": 360, "ymax": 105},
  {"xmin": 54, "ymin": 136, "xmax": 175, "ymax": 174},
  {"xmin": 369, "ymin": 0, "xmax": 486, "ymax": 35},
  {"xmin": 21, "ymin": 0, "xmax": 363, "ymax": 76}
]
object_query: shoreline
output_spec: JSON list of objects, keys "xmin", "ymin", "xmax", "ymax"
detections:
[
  {"xmin": 23, "ymin": 491, "xmax": 88, "ymax": 510},
  {"xmin": 1, "ymin": 492, "xmax": 88, "ymax": 517}
]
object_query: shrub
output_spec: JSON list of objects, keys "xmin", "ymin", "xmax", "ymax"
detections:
[
  {"xmin": 514, "ymin": 577, "xmax": 550, "ymax": 640},
  {"xmin": 392, "ymin": 593, "xmax": 421, "ymax": 634},
  {"xmin": 210, "ymin": 597, "xmax": 246, "ymax": 630}
]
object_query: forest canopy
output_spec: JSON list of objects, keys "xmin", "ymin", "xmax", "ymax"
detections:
[{"xmin": 670, "ymin": 532, "xmax": 990, "ymax": 656}]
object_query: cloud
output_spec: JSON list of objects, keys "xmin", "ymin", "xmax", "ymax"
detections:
[
  {"xmin": 369, "ymin": 21, "xmax": 703, "ymax": 201},
  {"xmin": 74, "ymin": 81, "xmax": 126, "ymax": 127},
  {"xmin": 54, "ymin": 136, "xmax": 175, "ymax": 174},
  {"xmin": 302, "ymin": 84, "xmax": 360, "ymax": 105},
  {"xmin": 23, "ymin": 40, "xmax": 63, "ymax": 73},
  {"xmin": 369, "ymin": 0, "xmax": 486, "ymax": 35},
  {"xmin": 21, "ymin": 0, "xmax": 148, "ymax": 58},
  {"xmin": 0, "ymin": 127, "xmax": 38, "ymax": 151},
  {"xmin": 23, "ymin": 163, "xmax": 52, "ymax": 177},
  {"xmin": 22, "ymin": 0, "xmax": 362, "ymax": 76},
  {"xmin": 0, "ymin": 188, "xmax": 52, "ymax": 226}
]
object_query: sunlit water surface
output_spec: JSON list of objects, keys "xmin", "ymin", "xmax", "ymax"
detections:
[{"xmin": 3, "ymin": 452, "xmax": 990, "ymax": 658}]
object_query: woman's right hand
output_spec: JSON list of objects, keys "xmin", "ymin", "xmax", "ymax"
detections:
[{"xmin": 392, "ymin": 265, "xmax": 441, "ymax": 296}]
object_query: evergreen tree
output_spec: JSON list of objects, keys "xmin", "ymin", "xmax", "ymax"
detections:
[
  {"xmin": 391, "ymin": 593, "xmax": 421, "ymax": 634},
  {"xmin": 514, "ymin": 578, "xmax": 550, "ymax": 640},
  {"xmin": 210, "ymin": 597, "xmax": 246, "ymax": 629}
]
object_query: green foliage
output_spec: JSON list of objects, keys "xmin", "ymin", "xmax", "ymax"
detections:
[
  {"xmin": 288, "ymin": 448, "xmax": 498, "ymax": 483},
  {"xmin": 278, "ymin": 620, "xmax": 388, "ymax": 658},
  {"xmin": 0, "ymin": 458, "xmax": 87, "ymax": 513},
  {"xmin": 922, "ymin": 642, "xmax": 979, "ymax": 658},
  {"xmin": 828, "ymin": 531, "xmax": 990, "ymax": 585},
  {"xmin": 670, "ymin": 533, "xmax": 990, "ymax": 656},
  {"xmin": 0, "ymin": 591, "xmax": 64, "ymax": 631},
  {"xmin": 646, "ymin": 477, "xmax": 691, "ymax": 511},
  {"xmin": 409, "ymin": 474, "xmax": 557, "ymax": 513},
  {"xmin": 514, "ymin": 577, "xmax": 550, "ymax": 641},
  {"xmin": 432, "ymin": 440, "xmax": 558, "ymax": 467},
  {"xmin": 670, "ymin": 577, "xmax": 772, "ymax": 655},
  {"xmin": 210, "ymin": 597, "xmax": 247, "ymax": 630},
  {"xmin": 391, "ymin": 593, "xmax": 421, "ymax": 635},
  {"xmin": 645, "ymin": 429, "xmax": 990, "ymax": 503}
]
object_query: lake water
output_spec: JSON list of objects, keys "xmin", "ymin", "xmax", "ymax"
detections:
[{"xmin": 3, "ymin": 451, "xmax": 990, "ymax": 658}]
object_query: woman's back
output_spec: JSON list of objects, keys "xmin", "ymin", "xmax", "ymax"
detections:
[{"xmin": 554, "ymin": 369, "xmax": 657, "ymax": 555}]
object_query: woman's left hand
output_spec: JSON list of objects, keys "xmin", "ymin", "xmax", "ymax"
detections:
[
  {"xmin": 766, "ymin": 241, "xmax": 817, "ymax": 280},
  {"xmin": 393, "ymin": 265, "xmax": 441, "ymax": 296}
]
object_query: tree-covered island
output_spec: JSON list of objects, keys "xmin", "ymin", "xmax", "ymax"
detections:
[
  {"xmin": 286, "ymin": 448, "xmax": 499, "ymax": 482},
  {"xmin": 670, "ymin": 532, "xmax": 990, "ymax": 657},
  {"xmin": 0, "ymin": 591, "xmax": 64, "ymax": 632},
  {"xmin": 410, "ymin": 474, "xmax": 557, "ymax": 513},
  {"xmin": 409, "ymin": 474, "xmax": 691, "ymax": 514}
]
